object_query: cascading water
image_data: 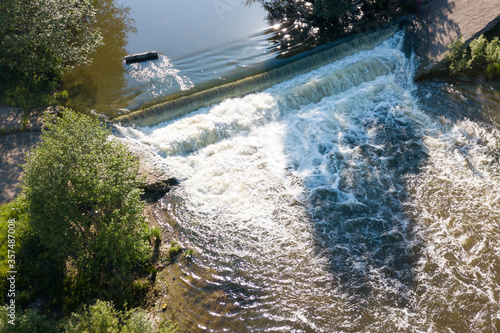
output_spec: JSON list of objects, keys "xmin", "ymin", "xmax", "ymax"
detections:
[{"xmin": 115, "ymin": 31, "xmax": 500, "ymax": 332}]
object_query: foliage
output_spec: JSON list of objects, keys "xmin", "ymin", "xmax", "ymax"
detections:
[
  {"xmin": 447, "ymin": 37, "xmax": 468, "ymax": 74},
  {"xmin": 0, "ymin": 0, "xmax": 103, "ymax": 107},
  {"xmin": 184, "ymin": 248, "xmax": 196, "ymax": 259},
  {"xmin": 64, "ymin": 300, "xmax": 179, "ymax": 333},
  {"xmin": 0, "ymin": 199, "xmax": 26, "ymax": 302},
  {"xmin": 0, "ymin": 197, "xmax": 65, "ymax": 308},
  {"xmin": 0, "ymin": 0, "xmax": 102, "ymax": 83},
  {"xmin": 168, "ymin": 241, "xmax": 182, "ymax": 262},
  {"xmin": 64, "ymin": 301, "xmax": 120, "ymax": 333},
  {"xmin": 0, "ymin": 301, "xmax": 180, "ymax": 332},
  {"xmin": 21, "ymin": 109, "xmax": 150, "ymax": 305},
  {"xmin": 0, "ymin": 307, "xmax": 61, "ymax": 333},
  {"xmin": 150, "ymin": 226, "xmax": 162, "ymax": 243},
  {"xmin": 446, "ymin": 35, "xmax": 500, "ymax": 79}
]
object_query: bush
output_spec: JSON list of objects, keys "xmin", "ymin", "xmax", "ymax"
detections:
[
  {"xmin": 168, "ymin": 242, "xmax": 182, "ymax": 262},
  {"xmin": 64, "ymin": 300, "xmax": 179, "ymax": 333},
  {"xmin": 64, "ymin": 300, "xmax": 121, "ymax": 333},
  {"xmin": 150, "ymin": 227, "xmax": 162, "ymax": 244},
  {"xmin": 0, "ymin": 301, "xmax": 179, "ymax": 332},
  {"xmin": 446, "ymin": 35, "xmax": 500, "ymax": 79},
  {"xmin": 0, "ymin": 307, "xmax": 61, "ymax": 333},
  {"xmin": 21, "ymin": 109, "xmax": 150, "ymax": 306}
]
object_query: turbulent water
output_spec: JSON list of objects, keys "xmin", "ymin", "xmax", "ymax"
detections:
[{"xmin": 116, "ymin": 32, "xmax": 500, "ymax": 332}]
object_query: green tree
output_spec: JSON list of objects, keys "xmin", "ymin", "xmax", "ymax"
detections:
[
  {"xmin": 446, "ymin": 35, "xmax": 500, "ymax": 79},
  {"xmin": 0, "ymin": 0, "xmax": 103, "ymax": 107},
  {"xmin": 0, "ymin": 198, "xmax": 66, "ymax": 308},
  {"xmin": 64, "ymin": 300, "xmax": 179, "ymax": 333},
  {"xmin": 21, "ymin": 110, "xmax": 150, "ymax": 304}
]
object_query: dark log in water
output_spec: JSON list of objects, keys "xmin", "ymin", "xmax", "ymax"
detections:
[{"xmin": 124, "ymin": 51, "xmax": 159, "ymax": 64}]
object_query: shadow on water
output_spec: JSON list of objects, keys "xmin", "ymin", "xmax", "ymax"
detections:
[
  {"xmin": 301, "ymin": 100, "xmax": 427, "ymax": 313},
  {"xmin": 251, "ymin": 0, "xmax": 416, "ymax": 59},
  {"xmin": 415, "ymin": 74, "xmax": 500, "ymax": 126},
  {"xmin": 62, "ymin": 0, "xmax": 137, "ymax": 116},
  {"xmin": 297, "ymin": 58, "xmax": 500, "ymax": 330}
]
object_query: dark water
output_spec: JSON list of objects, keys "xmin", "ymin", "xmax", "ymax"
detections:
[{"xmin": 116, "ymin": 32, "xmax": 500, "ymax": 332}]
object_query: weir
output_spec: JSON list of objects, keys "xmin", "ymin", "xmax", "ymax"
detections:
[
  {"xmin": 116, "ymin": 30, "xmax": 500, "ymax": 332},
  {"xmin": 112, "ymin": 24, "xmax": 399, "ymax": 127}
]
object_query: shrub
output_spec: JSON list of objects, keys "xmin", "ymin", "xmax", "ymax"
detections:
[
  {"xmin": 446, "ymin": 35, "xmax": 500, "ymax": 79},
  {"xmin": 150, "ymin": 227, "xmax": 162, "ymax": 244},
  {"xmin": 0, "ymin": 307, "xmax": 61, "ymax": 333},
  {"xmin": 64, "ymin": 300, "xmax": 179, "ymax": 333},
  {"xmin": 168, "ymin": 242, "xmax": 182, "ymax": 262},
  {"xmin": 21, "ymin": 109, "xmax": 150, "ymax": 305}
]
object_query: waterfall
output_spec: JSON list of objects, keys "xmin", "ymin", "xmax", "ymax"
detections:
[
  {"xmin": 112, "ymin": 25, "xmax": 398, "ymax": 127},
  {"xmin": 115, "ymin": 31, "xmax": 500, "ymax": 332}
]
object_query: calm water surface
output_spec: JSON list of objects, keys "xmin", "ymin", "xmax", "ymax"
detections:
[{"xmin": 64, "ymin": 0, "xmax": 276, "ymax": 115}]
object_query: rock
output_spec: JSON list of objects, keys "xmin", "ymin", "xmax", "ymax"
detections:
[
  {"xmin": 140, "ymin": 178, "xmax": 179, "ymax": 202},
  {"xmin": 142, "ymin": 178, "xmax": 179, "ymax": 192}
]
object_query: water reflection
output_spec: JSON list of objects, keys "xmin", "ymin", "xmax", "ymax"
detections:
[
  {"xmin": 252, "ymin": 0, "xmax": 416, "ymax": 58},
  {"xmin": 62, "ymin": 0, "xmax": 137, "ymax": 117},
  {"xmin": 62, "ymin": 0, "xmax": 419, "ymax": 116}
]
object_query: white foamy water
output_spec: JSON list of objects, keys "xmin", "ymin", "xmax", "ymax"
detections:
[
  {"xmin": 116, "ymin": 32, "xmax": 500, "ymax": 332},
  {"xmin": 128, "ymin": 54, "xmax": 194, "ymax": 99}
]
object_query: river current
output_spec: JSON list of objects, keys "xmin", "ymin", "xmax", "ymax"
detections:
[{"xmin": 116, "ymin": 31, "xmax": 500, "ymax": 332}]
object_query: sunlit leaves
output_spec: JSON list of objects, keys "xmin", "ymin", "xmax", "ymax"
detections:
[
  {"xmin": 446, "ymin": 34, "xmax": 500, "ymax": 79},
  {"xmin": 21, "ymin": 110, "xmax": 149, "ymax": 300},
  {"xmin": 0, "ymin": 0, "xmax": 103, "ymax": 83}
]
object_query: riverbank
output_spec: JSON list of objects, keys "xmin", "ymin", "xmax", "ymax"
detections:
[{"xmin": 411, "ymin": 0, "xmax": 500, "ymax": 78}]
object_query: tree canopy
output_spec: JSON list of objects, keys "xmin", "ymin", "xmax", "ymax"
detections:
[
  {"xmin": 21, "ymin": 110, "xmax": 150, "ymax": 301},
  {"xmin": 0, "ymin": 0, "xmax": 103, "ymax": 107},
  {"xmin": 0, "ymin": 0, "xmax": 102, "ymax": 83}
]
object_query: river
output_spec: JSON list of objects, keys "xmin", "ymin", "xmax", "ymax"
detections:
[
  {"xmin": 65, "ymin": 1, "xmax": 500, "ymax": 331},
  {"xmin": 114, "ymin": 29, "xmax": 500, "ymax": 332}
]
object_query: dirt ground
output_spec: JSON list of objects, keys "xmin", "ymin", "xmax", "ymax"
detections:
[{"xmin": 0, "ymin": 107, "xmax": 45, "ymax": 204}]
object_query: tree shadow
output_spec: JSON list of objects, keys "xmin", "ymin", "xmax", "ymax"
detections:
[
  {"xmin": 0, "ymin": 132, "xmax": 41, "ymax": 204},
  {"xmin": 251, "ymin": 0, "xmax": 416, "ymax": 59},
  {"xmin": 408, "ymin": 0, "xmax": 460, "ymax": 61},
  {"xmin": 303, "ymin": 108, "xmax": 427, "ymax": 311},
  {"xmin": 281, "ymin": 38, "xmax": 500, "ymax": 324},
  {"xmin": 278, "ymin": 41, "xmax": 429, "ymax": 314}
]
